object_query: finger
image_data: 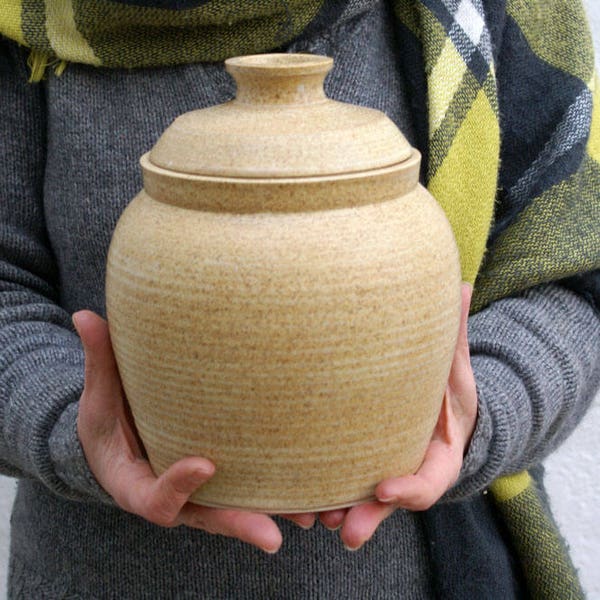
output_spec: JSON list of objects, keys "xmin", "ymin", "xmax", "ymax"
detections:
[
  {"xmin": 447, "ymin": 285, "xmax": 478, "ymax": 439},
  {"xmin": 113, "ymin": 455, "xmax": 215, "ymax": 528},
  {"xmin": 461, "ymin": 282, "xmax": 473, "ymax": 321},
  {"xmin": 375, "ymin": 438, "xmax": 462, "ymax": 511},
  {"xmin": 319, "ymin": 509, "xmax": 347, "ymax": 531},
  {"xmin": 375, "ymin": 394, "xmax": 463, "ymax": 510},
  {"xmin": 180, "ymin": 505, "xmax": 283, "ymax": 554},
  {"xmin": 339, "ymin": 502, "xmax": 396, "ymax": 551},
  {"xmin": 451, "ymin": 283, "xmax": 473, "ymax": 370},
  {"xmin": 281, "ymin": 513, "xmax": 316, "ymax": 529}
]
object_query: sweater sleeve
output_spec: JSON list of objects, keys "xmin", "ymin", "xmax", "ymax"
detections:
[
  {"xmin": 0, "ymin": 38, "xmax": 110, "ymax": 503},
  {"xmin": 447, "ymin": 282, "xmax": 600, "ymax": 500}
]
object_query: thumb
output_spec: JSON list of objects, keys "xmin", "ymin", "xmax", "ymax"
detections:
[
  {"xmin": 455, "ymin": 283, "xmax": 473, "ymax": 356},
  {"xmin": 73, "ymin": 310, "xmax": 121, "ymax": 400},
  {"xmin": 74, "ymin": 310, "xmax": 147, "ymax": 462},
  {"xmin": 447, "ymin": 283, "xmax": 474, "ymax": 401}
]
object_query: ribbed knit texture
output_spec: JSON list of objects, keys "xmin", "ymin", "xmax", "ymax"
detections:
[{"xmin": 1, "ymin": 1, "xmax": 600, "ymax": 597}]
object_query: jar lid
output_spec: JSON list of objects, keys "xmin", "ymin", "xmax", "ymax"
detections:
[{"xmin": 148, "ymin": 54, "xmax": 413, "ymax": 179}]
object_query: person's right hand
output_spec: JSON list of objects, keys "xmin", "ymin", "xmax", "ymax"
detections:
[{"xmin": 72, "ymin": 310, "xmax": 284, "ymax": 554}]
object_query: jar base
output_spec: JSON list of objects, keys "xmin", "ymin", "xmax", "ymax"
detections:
[{"xmin": 186, "ymin": 494, "xmax": 378, "ymax": 514}]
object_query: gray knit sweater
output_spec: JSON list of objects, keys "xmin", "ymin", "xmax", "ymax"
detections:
[{"xmin": 2, "ymin": 2, "xmax": 600, "ymax": 598}]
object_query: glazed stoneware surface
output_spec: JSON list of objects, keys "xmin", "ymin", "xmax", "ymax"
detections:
[{"xmin": 106, "ymin": 54, "xmax": 462, "ymax": 512}]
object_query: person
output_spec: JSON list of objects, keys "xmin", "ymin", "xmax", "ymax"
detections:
[{"xmin": 1, "ymin": 0, "xmax": 599, "ymax": 597}]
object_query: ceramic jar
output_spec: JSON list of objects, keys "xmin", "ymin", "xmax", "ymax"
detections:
[{"xmin": 105, "ymin": 54, "xmax": 462, "ymax": 512}]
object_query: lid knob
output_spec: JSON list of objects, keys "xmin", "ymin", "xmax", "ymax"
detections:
[{"xmin": 225, "ymin": 53, "xmax": 333, "ymax": 105}]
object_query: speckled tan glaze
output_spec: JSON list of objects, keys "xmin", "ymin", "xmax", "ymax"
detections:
[{"xmin": 105, "ymin": 54, "xmax": 462, "ymax": 512}]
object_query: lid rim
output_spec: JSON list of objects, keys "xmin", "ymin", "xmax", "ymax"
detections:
[{"xmin": 141, "ymin": 152, "xmax": 421, "ymax": 184}]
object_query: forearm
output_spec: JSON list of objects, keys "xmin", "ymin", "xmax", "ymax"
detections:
[
  {"xmin": 0, "ymin": 38, "xmax": 109, "ymax": 503},
  {"xmin": 448, "ymin": 283, "xmax": 600, "ymax": 499},
  {"xmin": 0, "ymin": 259, "xmax": 109, "ymax": 503}
]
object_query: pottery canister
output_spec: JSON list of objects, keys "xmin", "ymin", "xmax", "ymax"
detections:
[{"xmin": 105, "ymin": 53, "xmax": 462, "ymax": 513}]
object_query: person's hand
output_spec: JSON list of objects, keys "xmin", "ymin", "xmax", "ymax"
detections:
[
  {"xmin": 73, "ymin": 310, "xmax": 289, "ymax": 553},
  {"xmin": 319, "ymin": 283, "xmax": 477, "ymax": 548}
]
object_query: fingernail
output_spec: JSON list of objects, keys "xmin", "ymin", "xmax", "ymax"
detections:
[
  {"xmin": 72, "ymin": 313, "xmax": 82, "ymax": 332},
  {"xmin": 324, "ymin": 524, "xmax": 342, "ymax": 532},
  {"xmin": 291, "ymin": 519, "xmax": 314, "ymax": 530},
  {"xmin": 261, "ymin": 545, "xmax": 280, "ymax": 555},
  {"xmin": 344, "ymin": 543, "xmax": 362, "ymax": 552},
  {"xmin": 189, "ymin": 467, "xmax": 212, "ymax": 483},
  {"xmin": 377, "ymin": 495, "xmax": 398, "ymax": 504}
]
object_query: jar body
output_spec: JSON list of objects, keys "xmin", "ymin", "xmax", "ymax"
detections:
[{"xmin": 105, "ymin": 181, "xmax": 461, "ymax": 512}]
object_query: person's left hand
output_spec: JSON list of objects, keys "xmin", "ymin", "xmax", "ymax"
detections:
[{"xmin": 319, "ymin": 283, "xmax": 477, "ymax": 549}]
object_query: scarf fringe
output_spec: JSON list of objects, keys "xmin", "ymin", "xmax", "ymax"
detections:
[{"xmin": 27, "ymin": 49, "xmax": 67, "ymax": 82}]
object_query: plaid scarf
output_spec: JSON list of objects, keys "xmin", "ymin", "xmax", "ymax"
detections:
[{"xmin": 2, "ymin": 1, "xmax": 599, "ymax": 597}]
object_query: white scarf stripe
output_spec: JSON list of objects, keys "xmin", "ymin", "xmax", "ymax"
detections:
[
  {"xmin": 428, "ymin": 0, "xmax": 495, "ymax": 135},
  {"xmin": 454, "ymin": 0, "xmax": 484, "ymax": 47}
]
